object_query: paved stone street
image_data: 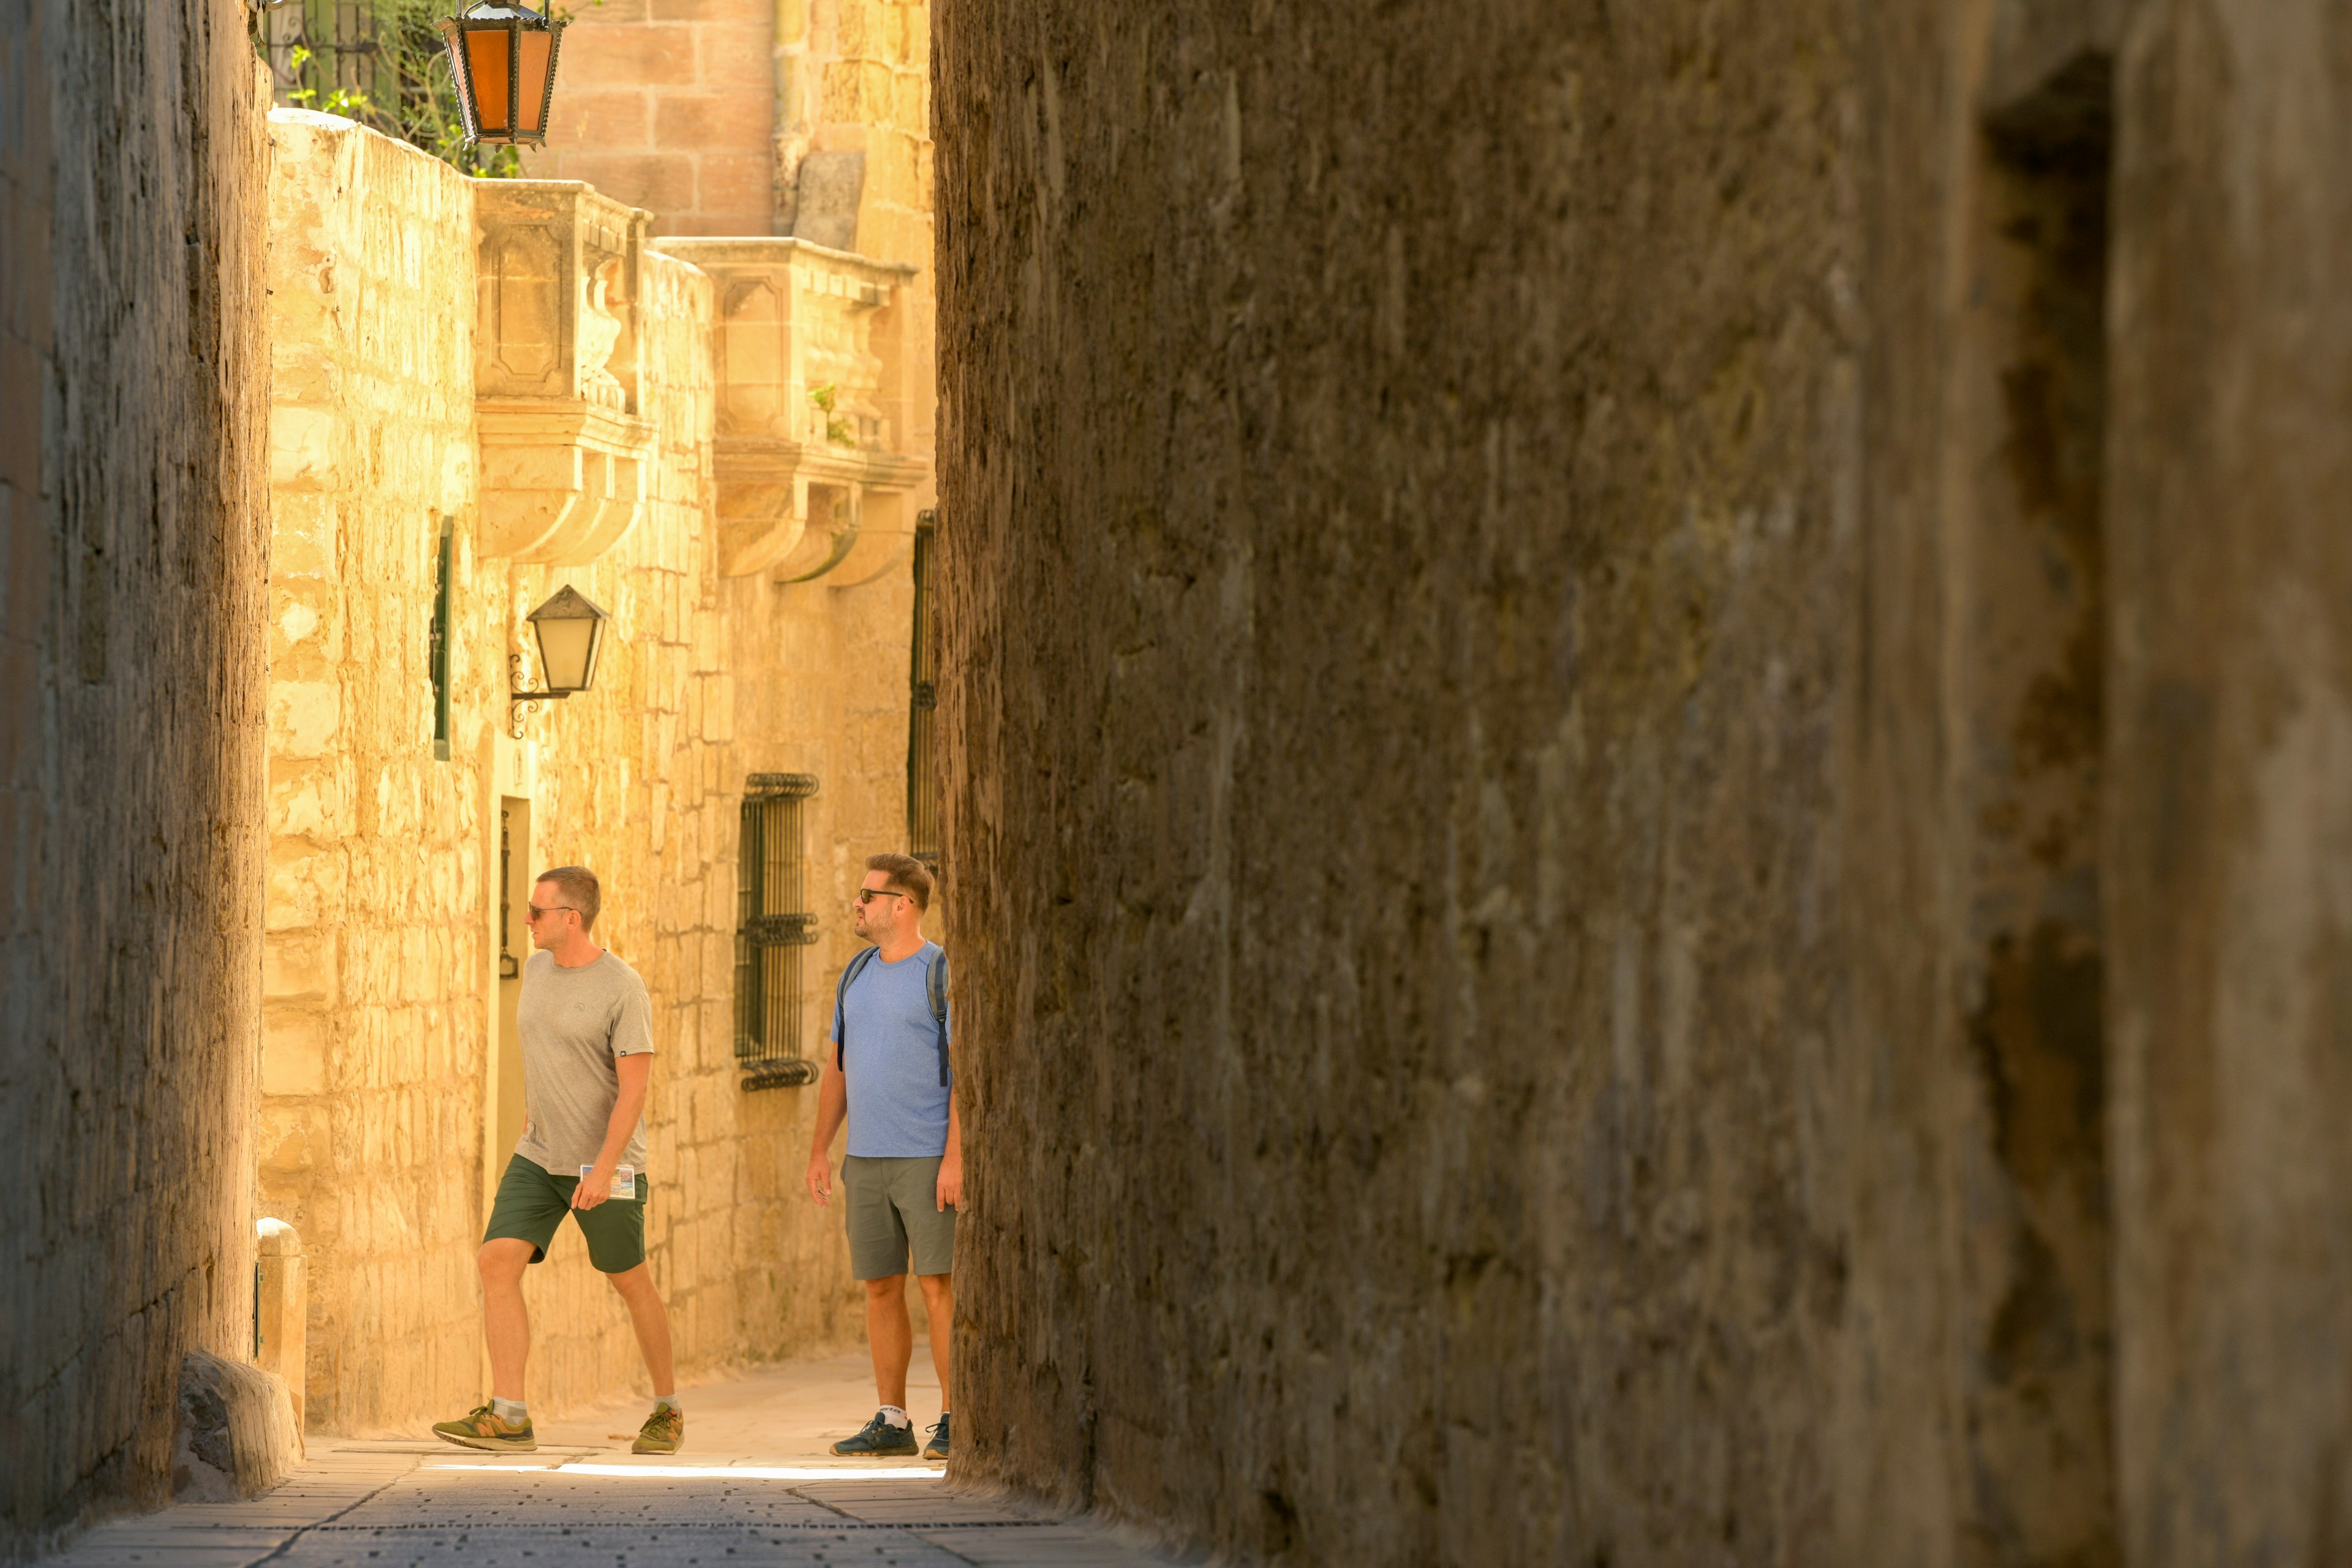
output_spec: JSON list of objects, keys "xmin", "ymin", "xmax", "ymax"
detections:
[{"xmin": 46, "ymin": 1352, "xmax": 1177, "ymax": 1568}]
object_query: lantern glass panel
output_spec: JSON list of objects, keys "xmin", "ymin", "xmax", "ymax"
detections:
[
  {"xmin": 446, "ymin": 31, "xmax": 480, "ymax": 127},
  {"xmin": 464, "ymin": 27, "xmax": 513, "ymax": 135},
  {"xmin": 535, "ymin": 615, "xmax": 600, "ymax": 693},
  {"xmin": 516, "ymin": 29, "xmax": 553, "ymax": 136}
]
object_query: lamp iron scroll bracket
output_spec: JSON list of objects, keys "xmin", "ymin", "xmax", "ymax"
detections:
[{"xmin": 508, "ymin": 651, "xmax": 568, "ymax": 741}]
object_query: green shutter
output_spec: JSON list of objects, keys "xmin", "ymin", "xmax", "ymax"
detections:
[{"xmin": 429, "ymin": 514, "xmax": 454, "ymax": 761}]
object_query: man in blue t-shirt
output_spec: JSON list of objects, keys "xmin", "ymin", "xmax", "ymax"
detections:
[{"xmin": 805, "ymin": 852, "xmax": 959, "ymax": 1461}]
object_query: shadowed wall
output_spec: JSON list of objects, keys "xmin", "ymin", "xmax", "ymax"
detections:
[
  {"xmin": 933, "ymin": 0, "xmax": 2352, "ymax": 1563},
  {"xmin": 0, "ymin": 0, "xmax": 270, "ymax": 1552}
]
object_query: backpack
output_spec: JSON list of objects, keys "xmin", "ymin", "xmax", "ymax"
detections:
[{"xmin": 832, "ymin": 941, "xmax": 951, "ymax": 1088}]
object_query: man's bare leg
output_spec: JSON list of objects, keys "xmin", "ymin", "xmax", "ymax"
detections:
[
  {"xmin": 916, "ymin": 1273, "xmax": 953, "ymax": 1409},
  {"xmin": 865, "ymin": 1275, "xmax": 912, "ymax": 1408},
  {"xmin": 478, "ymin": 1239, "xmax": 537, "ymax": 1400},
  {"xmin": 605, "ymin": 1264, "xmax": 675, "ymax": 1397}
]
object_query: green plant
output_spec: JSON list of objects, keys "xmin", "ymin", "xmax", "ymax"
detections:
[{"xmin": 808, "ymin": 385, "xmax": 856, "ymax": 447}]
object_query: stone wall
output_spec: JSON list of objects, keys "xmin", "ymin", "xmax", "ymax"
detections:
[
  {"xmin": 936, "ymin": 0, "xmax": 2352, "ymax": 1563},
  {"xmin": 526, "ymin": 0, "xmax": 937, "ymax": 302},
  {"xmin": 0, "ymin": 0, "xmax": 270, "ymax": 1552},
  {"xmin": 530, "ymin": 0, "xmax": 779, "ymax": 235},
  {"xmin": 258, "ymin": 112, "xmax": 491, "ymax": 1433},
  {"xmin": 2105, "ymin": 5, "xmax": 2352, "ymax": 1562},
  {"xmin": 257, "ymin": 111, "xmax": 930, "ymax": 1436}
]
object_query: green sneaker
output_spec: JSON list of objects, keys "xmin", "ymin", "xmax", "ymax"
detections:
[
  {"xmin": 923, "ymin": 1412, "xmax": 949, "ymax": 1461},
  {"xmin": 633, "ymin": 1404, "xmax": 684, "ymax": 1455},
  {"xmin": 830, "ymin": 1411, "xmax": 919, "ymax": 1457},
  {"xmin": 432, "ymin": 1403, "xmax": 537, "ymax": 1452}
]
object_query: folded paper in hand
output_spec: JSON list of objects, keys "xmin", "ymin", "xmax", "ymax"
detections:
[{"xmin": 579, "ymin": 1164, "xmax": 636, "ymax": 1199}]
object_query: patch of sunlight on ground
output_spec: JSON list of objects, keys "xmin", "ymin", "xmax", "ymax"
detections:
[{"xmin": 552, "ymin": 1462, "xmax": 946, "ymax": 1479}]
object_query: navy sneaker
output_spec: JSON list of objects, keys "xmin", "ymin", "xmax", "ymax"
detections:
[
  {"xmin": 924, "ymin": 1412, "xmax": 950, "ymax": 1461},
  {"xmin": 831, "ymin": 1411, "xmax": 920, "ymax": 1457}
]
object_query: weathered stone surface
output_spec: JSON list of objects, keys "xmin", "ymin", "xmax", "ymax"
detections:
[
  {"xmin": 937, "ymin": 10, "xmax": 1877, "ymax": 1561},
  {"xmin": 931, "ymin": 0, "xmax": 2344, "ymax": 1563},
  {"xmin": 2106, "ymin": 5, "xmax": 2352, "ymax": 1564},
  {"xmin": 171, "ymin": 1351, "xmax": 303, "ymax": 1502},
  {"xmin": 0, "ymin": 0, "xmax": 269, "ymax": 1552}
]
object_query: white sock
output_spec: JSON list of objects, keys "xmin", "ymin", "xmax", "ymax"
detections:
[
  {"xmin": 493, "ymin": 1397, "xmax": 528, "ymax": 1422},
  {"xmin": 880, "ymin": 1404, "xmax": 911, "ymax": 1428},
  {"xmin": 655, "ymin": 1395, "xmax": 682, "ymax": 1414}
]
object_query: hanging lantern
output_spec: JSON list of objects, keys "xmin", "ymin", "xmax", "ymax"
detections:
[
  {"xmin": 508, "ymin": 584, "xmax": 609, "ymax": 737},
  {"xmin": 525, "ymin": 585, "xmax": 610, "ymax": 696},
  {"xmin": 439, "ymin": 1, "xmax": 566, "ymax": 148}
]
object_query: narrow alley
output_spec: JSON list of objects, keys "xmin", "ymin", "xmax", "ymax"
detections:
[
  {"xmin": 17, "ymin": 0, "xmax": 2352, "ymax": 1565},
  {"xmin": 46, "ymin": 1355, "xmax": 1170, "ymax": 1568}
]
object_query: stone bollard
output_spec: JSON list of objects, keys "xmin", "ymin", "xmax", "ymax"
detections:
[{"xmin": 254, "ymin": 1217, "xmax": 307, "ymax": 1431}]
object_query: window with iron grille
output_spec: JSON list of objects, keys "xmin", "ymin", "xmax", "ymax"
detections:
[
  {"xmin": 734, "ymin": 773, "xmax": 820, "ymax": 1090},
  {"xmin": 905, "ymin": 512, "xmax": 940, "ymax": 865}
]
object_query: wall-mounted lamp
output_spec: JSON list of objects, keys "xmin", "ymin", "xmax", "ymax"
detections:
[
  {"xmin": 439, "ymin": 1, "xmax": 566, "ymax": 148},
  {"xmin": 510, "ymin": 584, "xmax": 610, "ymax": 737}
]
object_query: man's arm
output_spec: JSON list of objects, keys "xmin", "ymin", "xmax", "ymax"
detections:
[
  {"xmin": 804, "ymin": 1052, "xmax": 848, "ymax": 1205},
  {"xmin": 935, "ymin": 1090, "xmax": 962, "ymax": 1212},
  {"xmin": 575, "ymin": 1052, "xmax": 652, "ymax": 1210}
]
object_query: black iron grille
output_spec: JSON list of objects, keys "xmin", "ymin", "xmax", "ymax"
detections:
[{"xmin": 734, "ymin": 773, "xmax": 820, "ymax": 1091}]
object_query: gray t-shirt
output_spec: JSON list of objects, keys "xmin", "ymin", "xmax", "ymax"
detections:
[{"xmin": 513, "ymin": 949, "xmax": 655, "ymax": 1175}]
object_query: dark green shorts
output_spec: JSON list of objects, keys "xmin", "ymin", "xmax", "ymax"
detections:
[
  {"xmin": 843, "ymin": 1155, "xmax": 955, "ymax": 1280},
  {"xmin": 483, "ymin": 1154, "xmax": 650, "ymax": 1273}
]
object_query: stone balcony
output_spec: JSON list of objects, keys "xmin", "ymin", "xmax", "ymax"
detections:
[
  {"xmin": 473, "ymin": 182, "xmax": 657, "ymax": 564},
  {"xmin": 652, "ymin": 238, "xmax": 927, "ymax": 581}
]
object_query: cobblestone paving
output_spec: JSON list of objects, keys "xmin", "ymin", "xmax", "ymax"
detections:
[{"xmin": 46, "ymin": 1355, "xmax": 1174, "ymax": 1568}]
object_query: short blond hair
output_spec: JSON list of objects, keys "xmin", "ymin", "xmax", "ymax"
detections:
[
  {"xmin": 535, "ymin": 864, "xmax": 601, "ymax": 932},
  {"xmin": 867, "ymin": 853, "xmax": 933, "ymax": 912}
]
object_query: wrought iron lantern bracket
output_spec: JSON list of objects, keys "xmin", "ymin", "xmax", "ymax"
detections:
[{"xmin": 507, "ymin": 652, "xmax": 568, "ymax": 741}]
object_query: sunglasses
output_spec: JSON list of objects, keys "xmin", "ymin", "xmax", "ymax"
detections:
[
  {"xmin": 525, "ymin": 903, "xmax": 578, "ymax": 921},
  {"xmin": 854, "ymin": 889, "xmax": 910, "ymax": 905}
]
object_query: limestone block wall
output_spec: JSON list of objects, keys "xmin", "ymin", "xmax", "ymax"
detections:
[
  {"xmin": 933, "ymin": 0, "xmax": 2352, "ymax": 1563},
  {"xmin": 937, "ymin": 7, "xmax": 1871, "ymax": 1561},
  {"xmin": 258, "ymin": 118, "xmax": 922, "ymax": 1436},
  {"xmin": 807, "ymin": 0, "xmax": 936, "ymax": 496},
  {"xmin": 791, "ymin": 0, "xmax": 934, "ymax": 268},
  {"xmin": 0, "ymin": 0, "xmax": 270, "ymax": 1550},
  {"xmin": 528, "ymin": 0, "xmax": 779, "ymax": 236},
  {"xmin": 257, "ymin": 112, "xmax": 489, "ymax": 1434}
]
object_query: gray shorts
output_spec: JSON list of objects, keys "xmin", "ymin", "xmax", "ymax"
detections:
[{"xmin": 842, "ymin": 1155, "xmax": 956, "ymax": 1280}]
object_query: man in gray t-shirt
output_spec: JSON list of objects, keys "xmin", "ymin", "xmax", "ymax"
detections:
[{"xmin": 432, "ymin": 865, "xmax": 684, "ymax": 1458}]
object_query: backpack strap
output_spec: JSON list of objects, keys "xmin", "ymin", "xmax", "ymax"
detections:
[
  {"xmin": 832, "ymin": 945, "xmax": 882, "ymax": 1071},
  {"xmin": 926, "ymin": 946, "xmax": 951, "ymax": 1088}
]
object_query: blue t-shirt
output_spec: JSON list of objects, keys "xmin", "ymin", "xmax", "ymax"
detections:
[{"xmin": 835, "ymin": 942, "xmax": 951, "ymax": 1158}]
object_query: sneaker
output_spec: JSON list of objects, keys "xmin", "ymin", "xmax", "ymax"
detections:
[
  {"xmin": 830, "ymin": 1411, "xmax": 920, "ymax": 1457},
  {"xmin": 633, "ymin": 1404, "xmax": 684, "ymax": 1455},
  {"xmin": 923, "ymin": 1412, "xmax": 950, "ymax": 1461},
  {"xmin": 431, "ymin": 1403, "xmax": 537, "ymax": 1452}
]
